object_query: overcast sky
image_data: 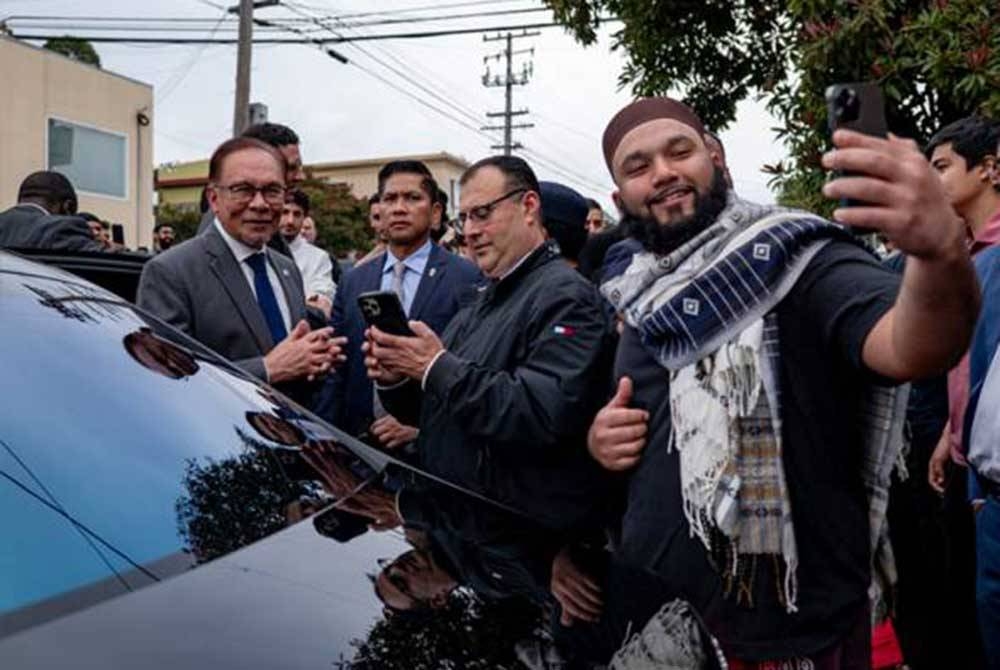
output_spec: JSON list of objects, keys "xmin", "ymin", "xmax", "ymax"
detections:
[{"xmin": 5, "ymin": 0, "xmax": 787, "ymax": 209}]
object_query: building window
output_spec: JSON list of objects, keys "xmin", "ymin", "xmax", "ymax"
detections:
[{"xmin": 48, "ymin": 119, "xmax": 127, "ymax": 198}]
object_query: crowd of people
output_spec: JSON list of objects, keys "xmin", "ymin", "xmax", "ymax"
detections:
[{"xmin": 3, "ymin": 98, "xmax": 1000, "ymax": 670}]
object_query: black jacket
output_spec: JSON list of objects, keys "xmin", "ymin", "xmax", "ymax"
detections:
[
  {"xmin": 0, "ymin": 204, "xmax": 105, "ymax": 252},
  {"xmin": 381, "ymin": 241, "xmax": 616, "ymax": 532}
]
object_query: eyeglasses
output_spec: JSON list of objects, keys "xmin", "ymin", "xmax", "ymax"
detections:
[
  {"xmin": 455, "ymin": 188, "xmax": 527, "ymax": 233},
  {"xmin": 213, "ymin": 182, "xmax": 286, "ymax": 206}
]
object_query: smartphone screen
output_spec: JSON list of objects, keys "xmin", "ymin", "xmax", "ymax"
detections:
[{"xmin": 357, "ymin": 291, "xmax": 413, "ymax": 336}]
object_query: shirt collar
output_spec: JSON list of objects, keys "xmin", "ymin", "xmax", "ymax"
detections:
[
  {"xmin": 971, "ymin": 207, "xmax": 1000, "ymax": 255},
  {"xmin": 286, "ymin": 234, "xmax": 306, "ymax": 252},
  {"xmin": 382, "ymin": 238, "xmax": 433, "ymax": 276},
  {"xmin": 214, "ymin": 217, "xmax": 267, "ymax": 263},
  {"xmin": 19, "ymin": 202, "xmax": 50, "ymax": 216}
]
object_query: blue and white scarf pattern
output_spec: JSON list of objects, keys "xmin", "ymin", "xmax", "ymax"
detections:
[{"xmin": 603, "ymin": 194, "xmax": 907, "ymax": 613}]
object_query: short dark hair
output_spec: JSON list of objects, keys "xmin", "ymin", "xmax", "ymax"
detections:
[
  {"xmin": 17, "ymin": 171, "xmax": 77, "ymax": 211},
  {"xmin": 154, "ymin": 222, "xmax": 174, "ymax": 233},
  {"xmin": 584, "ymin": 198, "xmax": 601, "ymax": 211},
  {"xmin": 208, "ymin": 137, "xmax": 285, "ymax": 183},
  {"xmin": 241, "ymin": 122, "xmax": 300, "ymax": 148},
  {"xmin": 285, "ymin": 188, "xmax": 310, "ymax": 214},
  {"xmin": 368, "ymin": 193, "xmax": 381, "ymax": 206},
  {"xmin": 377, "ymin": 160, "xmax": 438, "ymax": 201},
  {"xmin": 77, "ymin": 211, "xmax": 101, "ymax": 223},
  {"xmin": 460, "ymin": 155, "xmax": 540, "ymax": 196},
  {"xmin": 926, "ymin": 116, "xmax": 1000, "ymax": 170}
]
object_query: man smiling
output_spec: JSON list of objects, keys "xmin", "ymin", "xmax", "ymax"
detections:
[
  {"xmin": 586, "ymin": 97, "xmax": 979, "ymax": 667},
  {"xmin": 364, "ymin": 156, "xmax": 615, "ymax": 533},
  {"xmin": 138, "ymin": 137, "xmax": 345, "ymax": 394}
]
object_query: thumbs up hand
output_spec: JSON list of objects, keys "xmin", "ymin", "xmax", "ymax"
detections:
[{"xmin": 587, "ymin": 377, "xmax": 650, "ymax": 472}]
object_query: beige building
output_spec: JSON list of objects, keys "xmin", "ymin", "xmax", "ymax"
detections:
[
  {"xmin": 0, "ymin": 36, "xmax": 155, "ymax": 249},
  {"xmin": 156, "ymin": 152, "xmax": 469, "ymax": 214}
]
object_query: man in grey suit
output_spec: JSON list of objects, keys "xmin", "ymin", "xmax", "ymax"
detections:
[
  {"xmin": 138, "ymin": 137, "xmax": 345, "ymax": 393},
  {"xmin": 0, "ymin": 171, "xmax": 105, "ymax": 252}
]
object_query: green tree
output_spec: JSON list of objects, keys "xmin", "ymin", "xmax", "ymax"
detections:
[
  {"xmin": 299, "ymin": 177, "xmax": 373, "ymax": 257},
  {"xmin": 546, "ymin": 0, "xmax": 1000, "ymax": 215},
  {"xmin": 43, "ymin": 36, "xmax": 101, "ymax": 68}
]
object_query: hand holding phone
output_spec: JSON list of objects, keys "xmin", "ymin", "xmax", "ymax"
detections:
[
  {"xmin": 825, "ymin": 82, "xmax": 888, "ymax": 223},
  {"xmin": 357, "ymin": 291, "xmax": 413, "ymax": 336}
]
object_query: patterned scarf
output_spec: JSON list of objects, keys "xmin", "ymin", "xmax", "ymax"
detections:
[{"xmin": 603, "ymin": 194, "xmax": 907, "ymax": 613}]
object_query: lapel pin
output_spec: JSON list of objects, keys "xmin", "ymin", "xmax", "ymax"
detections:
[
  {"xmin": 428, "ymin": 267, "xmax": 437, "ymax": 278},
  {"xmin": 282, "ymin": 269, "xmax": 290, "ymax": 277}
]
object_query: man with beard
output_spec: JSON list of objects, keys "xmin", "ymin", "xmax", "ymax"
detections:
[{"xmin": 586, "ymin": 98, "xmax": 979, "ymax": 667}]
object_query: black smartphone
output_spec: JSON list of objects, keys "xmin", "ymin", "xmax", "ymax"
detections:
[
  {"xmin": 357, "ymin": 290, "xmax": 413, "ymax": 336},
  {"xmin": 825, "ymin": 82, "xmax": 888, "ymax": 216},
  {"xmin": 111, "ymin": 223, "xmax": 125, "ymax": 245}
]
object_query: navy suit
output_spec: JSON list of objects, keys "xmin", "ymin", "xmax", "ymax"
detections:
[{"xmin": 320, "ymin": 243, "xmax": 481, "ymax": 436}]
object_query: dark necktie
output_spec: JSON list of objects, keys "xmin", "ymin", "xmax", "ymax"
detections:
[{"xmin": 245, "ymin": 252, "xmax": 288, "ymax": 344}]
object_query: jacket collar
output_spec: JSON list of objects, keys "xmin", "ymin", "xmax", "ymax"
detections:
[{"xmin": 484, "ymin": 240, "xmax": 560, "ymax": 300}]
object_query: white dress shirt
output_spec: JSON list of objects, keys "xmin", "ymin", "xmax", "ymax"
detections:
[
  {"xmin": 287, "ymin": 234, "xmax": 336, "ymax": 301},
  {"xmin": 213, "ymin": 218, "xmax": 293, "ymax": 333}
]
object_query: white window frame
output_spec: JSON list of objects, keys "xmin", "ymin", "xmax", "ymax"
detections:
[{"xmin": 46, "ymin": 115, "xmax": 130, "ymax": 201}]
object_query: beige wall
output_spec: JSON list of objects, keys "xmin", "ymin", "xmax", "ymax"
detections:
[
  {"xmin": 310, "ymin": 155, "xmax": 468, "ymax": 215},
  {"xmin": 0, "ymin": 36, "xmax": 154, "ymax": 249}
]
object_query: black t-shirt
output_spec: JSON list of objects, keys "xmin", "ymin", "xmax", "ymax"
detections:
[{"xmin": 614, "ymin": 241, "xmax": 901, "ymax": 660}]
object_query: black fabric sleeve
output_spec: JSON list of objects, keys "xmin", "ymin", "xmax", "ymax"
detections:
[
  {"xmin": 784, "ymin": 240, "xmax": 901, "ymax": 372},
  {"xmin": 422, "ymin": 285, "xmax": 611, "ymax": 451}
]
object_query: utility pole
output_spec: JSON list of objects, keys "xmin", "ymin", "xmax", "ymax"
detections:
[
  {"xmin": 232, "ymin": 0, "xmax": 253, "ymax": 136},
  {"xmin": 230, "ymin": 0, "xmax": 279, "ymax": 136},
  {"xmin": 482, "ymin": 30, "xmax": 538, "ymax": 155}
]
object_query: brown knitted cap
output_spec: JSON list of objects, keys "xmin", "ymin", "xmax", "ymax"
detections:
[{"xmin": 602, "ymin": 97, "xmax": 705, "ymax": 175}]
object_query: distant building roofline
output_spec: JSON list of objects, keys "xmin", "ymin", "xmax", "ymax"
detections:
[{"xmin": 307, "ymin": 151, "xmax": 471, "ymax": 172}]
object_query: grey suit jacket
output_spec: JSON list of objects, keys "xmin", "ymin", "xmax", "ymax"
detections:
[
  {"xmin": 0, "ymin": 204, "xmax": 106, "ymax": 252},
  {"xmin": 137, "ymin": 224, "xmax": 307, "ymax": 381}
]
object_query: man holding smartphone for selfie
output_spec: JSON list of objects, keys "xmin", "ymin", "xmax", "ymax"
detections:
[
  {"xmin": 582, "ymin": 97, "xmax": 978, "ymax": 668},
  {"xmin": 321, "ymin": 160, "xmax": 480, "ymax": 450}
]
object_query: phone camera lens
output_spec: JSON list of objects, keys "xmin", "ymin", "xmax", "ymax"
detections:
[{"xmin": 836, "ymin": 88, "xmax": 861, "ymax": 123}]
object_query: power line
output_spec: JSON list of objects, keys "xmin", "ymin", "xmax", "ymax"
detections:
[
  {"xmin": 287, "ymin": 0, "xmax": 530, "ymax": 20},
  {"xmin": 278, "ymin": 4, "xmax": 612, "ymax": 195},
  {"xmin": 7, "ymin": 7, "xmax": 551, "ymax": 31},
  {"xmin": 10, "ymin": 18, "xmax": 619, "ymax": 44}
]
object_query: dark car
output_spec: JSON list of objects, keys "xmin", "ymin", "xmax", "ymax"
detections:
[{"xmin": 0, "ymin": 250, "xmax": 723, "ymax": 669}]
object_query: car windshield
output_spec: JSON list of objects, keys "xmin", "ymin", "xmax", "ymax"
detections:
[{"xmin": 0, "ymin": 263, "xmax": 399, "ymax": 635}]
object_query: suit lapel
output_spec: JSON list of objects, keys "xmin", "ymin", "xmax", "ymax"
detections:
[
  {"xmin": 409, "ymin": 244, "xmax": 446, "ymax": 319},
  {"xmin": 204, "ymin": 226, "xmax": 274, "ymax": 350}
]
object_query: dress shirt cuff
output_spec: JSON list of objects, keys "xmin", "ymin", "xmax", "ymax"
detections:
[
  {"xmin": 421, "ymin": 349, "xmax": 449, "ymax": 391},
  {"xmin": 375, "ymin": 377, "xmax": 410, "ymax": 391}
]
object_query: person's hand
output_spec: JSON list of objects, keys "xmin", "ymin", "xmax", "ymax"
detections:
[
  {"xmin": 264, "ymin": 320, "xmax": 347, "ymax": 384},
  {"xmin": 587, "ymin": 377, "xmax": 650, "ymax": 471},
  {"xmin": 928, "ymin": 425, "xmax": 951, "ymax": 495},
  {"xmin": 551, "ymin": 547, "xmax": 603, "ymax": 627},
  {"xmin": 362, "ymin": 329, "xmax": 405, "ymax": 386},
  {"xmin": 370, "ymin": 416, "xmax": 419, "ymax": 449},
  {"xmin": 822, "ymin": 130, "xmax": 966, "ymax": 261},
  {"xmin": 367, "ymin": 321, "xmax": 444, "ymax": 381},
  {"xmin": 300, "ymin": 440, "xmax": 360, "ymax": 499},
  {"xmin": 307, "ymin": 294, "xmax": 333, "ymax": 320},
  {"xmin": 336, "ymin": 486, "xmax": 401, "ymax": 531}
]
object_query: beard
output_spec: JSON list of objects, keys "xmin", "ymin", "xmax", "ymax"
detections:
[{"xmin": 622, "ymin": 167, "xmax": 730, "ymax": 256}]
